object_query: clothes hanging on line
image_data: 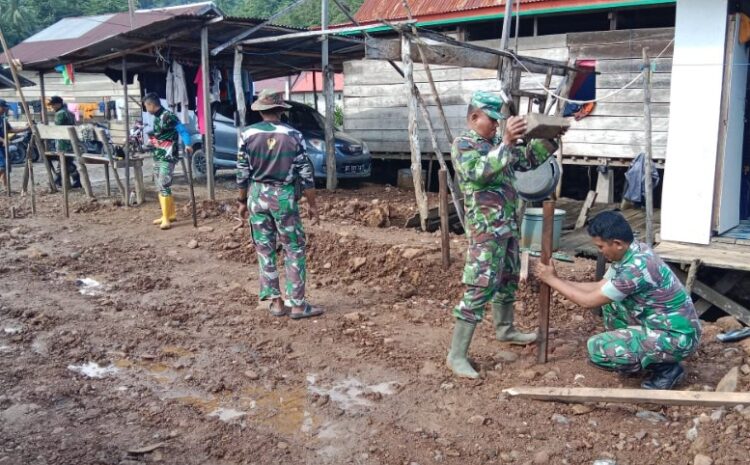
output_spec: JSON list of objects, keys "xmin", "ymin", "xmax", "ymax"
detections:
[
  {"xmin": 79, "ymin": 103, "xmax": 98, "ymax": 120},
  {"xmin": 210, "ymin": 67, "xmax": 222, "ymax": 103},
  {"xmin": 166, "ymin": 61, "xmax": 190, "ymax": 124},
  {"xmin": 194, "ymin": 66, "xmax": 206, "ymax": 135}
]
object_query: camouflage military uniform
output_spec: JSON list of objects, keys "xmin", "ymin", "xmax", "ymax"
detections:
[
  {"xmin": 51, "ymin": 105, "xmax": 80, "ymax": 184},
  {"xmin": 589, "ymin": 241, "xmax": 702, "ymax": 371},
  {"xmin": 149, "ymin": 107, "xmax": 185, "ymax": 196},
  {"xmin": 237, "ymin": 122, "xmax": 314, "ymax": 307},
  {"xmin": 452, "ymin": 131, "xmax": 554, "ymax": 324}
]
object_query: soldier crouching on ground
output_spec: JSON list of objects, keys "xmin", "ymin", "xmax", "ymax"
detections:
[
  {"xmin": 446, "ymin": 91, "xmax": 560, "ymax": 379},
  {"xmin": 535, "ymin": 211, "xmax": 701, "ymax": 390}
]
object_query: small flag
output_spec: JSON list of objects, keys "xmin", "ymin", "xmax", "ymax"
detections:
[{"xmin": 54, "ymin": 64, "xmax": 75, "ymax": 85}]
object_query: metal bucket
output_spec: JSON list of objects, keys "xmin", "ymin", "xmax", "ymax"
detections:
[{"xmin": 521, "ymin": 208, "xmax": 566, "ymax": 252}]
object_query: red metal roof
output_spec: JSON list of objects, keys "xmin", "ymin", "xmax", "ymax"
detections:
[
  {"xmin": 354, "ymin": 0, "xmax": 636, "ymax": 24},
  {"xmin": 255, "ymin": 72, "xmax": 344, "ymax": 94},
  {"xmin": 1, "ymin": 2, "xmax": 218, "ymax": 67}
]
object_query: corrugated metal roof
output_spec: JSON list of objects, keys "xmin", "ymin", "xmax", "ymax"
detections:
[
  {"xmin": 354, "ymin": 0, "xmax": 648, "ymax": 23},
  {"xmin": 0, "ymin": 67, "xmax": 35, "ymax": 89},
  {"xmin": 1, "ymin": 2, "xmax": 220, "ymax": 68}
]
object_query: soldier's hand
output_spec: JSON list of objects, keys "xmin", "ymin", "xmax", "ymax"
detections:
[
  {"xmin": 503, "ymin": 116, "xmax": 527, "ymax": 146},
  {"xmin": 184, "ymin": 146, "xmax": 193, "ymax": 155},
  {"xmin": 237, "ymin": 201, "xmax": 249, "ymax": 219},
  {"xmin": 534, "ymin": 261, "xmax": 558, "ymax": 284}
]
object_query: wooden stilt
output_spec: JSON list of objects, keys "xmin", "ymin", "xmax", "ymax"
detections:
[
  {"xmin": 537, "ymin": 200, "xmax": 555, "ymax": 363},
  {"xmin": 26, "ymin": 146, "xmax": 36, "ymax": 215},
  {"xmin": 67, "ymin": 127, "xmax": 94, "ymax": 199},
  {"xmin": 60, "ymin": 154, "xmax": 69, "ymax": 218},
  {"xmin": 201, "ymin": 27, "xmax": 215, "ymax": 200},
  {"xmin": 684, "ymin": 258, "xmax": 701, "ymax": 295},
  {"xmin": 3, "ymin": 120, "xmax": 9, "ymax": 196},
  {"xmin": 95, "ymin": 128, "xmax": 126, "ymax": 204},
  {"xmin": 402, "ymin": 35, "xmax": 429, "ymax": 231},
  {"xmin": 439, "ymin": 169, "xmax": 450, "ymax": 269},
  {"xmin": 122, "ymin": 57, "xmax": 131, "ymax": 207},
  {"xmin": 642, "ymin": 47, "xmax": 655, "ymax": 247},
  {"xmin": 575, "ymin": 190, "xmax": 598, "ymax": 230}
]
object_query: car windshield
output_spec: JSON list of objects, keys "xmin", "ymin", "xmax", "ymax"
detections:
[{"xmin": 285, "ymin": 106, "xmax": 324, "ymax": 131}]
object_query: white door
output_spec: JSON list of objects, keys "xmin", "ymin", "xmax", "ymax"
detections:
[
  {"xmin": 714, "ymin": 15, "xmax": 749, "ymax": 234},
  {"xmin": 661, "ymin": 0, "xmax": 729, "ymax": 245}
]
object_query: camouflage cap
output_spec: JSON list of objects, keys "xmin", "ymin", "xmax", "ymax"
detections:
[
  {"xmin": 470, "ymin": 91, "xmax": 506, "ymax": 121},
  {"xmin": 251, "ymin": 89, "xmax": 291, "ymax": 111}
]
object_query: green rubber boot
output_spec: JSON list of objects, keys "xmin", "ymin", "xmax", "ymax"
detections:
[
  {"xmin": 446, "ymin": 319, "xmax": 480, "ymax": 379},
  {"xmin": 493, "ymin": 302, "xmax": 537, "ymax": 345}
]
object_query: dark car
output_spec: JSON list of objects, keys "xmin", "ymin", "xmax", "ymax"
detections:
[{"xmin": 189, "ymin": 101, "xmax": 371, "ymax": 181}]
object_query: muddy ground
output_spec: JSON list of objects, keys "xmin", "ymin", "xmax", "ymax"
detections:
[{"xmin": 1, "ymin": 179, "xmax": 749, "ymax": 465}]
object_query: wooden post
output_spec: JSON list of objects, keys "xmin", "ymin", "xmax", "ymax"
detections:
[
  {"xmin": 402, "ymin": 35, "xmax": 429, "ymax": 231},
  {"xmin": 322, "ymin": 0, "xmax": 337, "ymax": 191},
  {"xmin": 60, "ymin": 153, "xmax": 69, "ymax": 218},
  {"xmin": 439, "ymin": 169, "xmax": 451, "ymax": 269},
  {"xmin": 0, "ymin": 25, "xmax": 56, "ymax": 193},
  {"xmin": 574, "ymin": 190, "xmax": 598, "ymax": 230},
  {"xmin": 67, "ymin": 127, "xmax": 94, "ymax": 199},
  {"xmin": 642, "ymin": 47, "xmax": 655, "ymax": 247},
  {"xmin": 201, "ymin": 27, "xmax": 215, "ymax": 200},
  {"xmin": 95, "ymin": 127, "xmax": 126, "ymax": 204},
  {"xmin": 537, "ymin": 199, "xmax": 555, "ymax": 363},
  {"xmin": 3, "ymin": 120, "xmax": 9, "ymax": 196},
  {"xmin": 122, "ymin": 57, "xmax": 130, "ymax": 207},
  {"xmin": 26, "ymin": 144, "xmax": 36, "ymax": 214},
  {"xmin": 685, "ymin": 258, "xmax": 701, "ymax": 295},
  {"xmin": 312, "ymin": 70, "xmax": 319, "ymax": 112}
]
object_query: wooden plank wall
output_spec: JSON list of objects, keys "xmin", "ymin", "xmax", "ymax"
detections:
[
  {"xmin": 343, "ymin": 27, "xmax": 674, "ymax": 164},
  {"xmin": 562, "ymin": 27, "xmax": 674, "ymax": 161},
  {"xmin": 0, "ymin": 71, "xmax": 142, "ymax": 124},
  {"xmin": 344, "ymin": 35, "xmax": 568, "ymax": 155}
]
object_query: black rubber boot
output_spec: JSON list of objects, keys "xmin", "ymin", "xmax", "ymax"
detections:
[{"xmin": 641, "ymin": 363, "xmax": 685, "ymax": 390}]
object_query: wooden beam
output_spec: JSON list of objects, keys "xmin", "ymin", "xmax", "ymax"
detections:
[
  {"xmin": 322, "ymin": 0, "xmax": 337, "ymax": 191},
  {"xmin": 673, "ymin": 268, "xmax": 750, "ymax": 326},
  {"xmin": 694, "ymin": 271, "xmax": 743, "ymax": 315},
  {"xmin": 642, "ymin": 47, "xmax": 655, "ymax": 247},
  {"xmin": 240, "ymin": 22, "xmax": 408, "ymax": 46},
  {"xmin": 201, "ymin": 27, "xmax": 215, "ymax": 200},
  {"xmin": 684, "ymin": 258, "xmax": 701, "ymax": 295},
  {"xmin": 403, "ymin": 35, "xmax": 429, "ymax": 231},
  {"xmin": 439, "ymin": 169, "xmax": 450, "ymax": 269},
  {"xmin": 575, "ymin": 191, "xmax": 598, "ymax": 230},
  {"xmin": 503, "ymin": 386, "xmax": 750, "ymax": 407},
  {"xmin": 538, "ymin": 200, "xmax": 555, "ymax": 364},
  {"xmin": 67, "ymin": 127, "xmax": 94, "ymax": 199}
]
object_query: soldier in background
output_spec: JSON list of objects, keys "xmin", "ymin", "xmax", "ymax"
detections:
[{"xmin": 48, "ymin": 96, "xmax": 81, "ymax": 188}]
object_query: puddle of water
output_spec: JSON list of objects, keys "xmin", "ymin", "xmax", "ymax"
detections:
[
  {"xmin": 68, "ymin": 362, "xmax": 119, "ymax": 378},
  {"xmin": 240, "ymin": 385, "xmax": 313, "ymax": 435},
  {"xmin": 307, "ymin": 376, "xmax": 399, "ymax": 410},
  {"xmin": 208, "ymin": 408, "xmax": 246, "ymax": 422},
  {"xmin": 76, "ymin": 278, "xmax": 104, "ymax": 296}
]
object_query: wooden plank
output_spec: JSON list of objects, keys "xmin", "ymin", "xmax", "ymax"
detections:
[
  {"xmin": 36, "ymin": 124, "xmax": 103, "ymax": 141},
  {"xmin": 344, "ymin": 93, "xmax": 469, "ymax": 109},
  {"xmin": 567, "ymin": 28, "xmax": 674, "ymax": 46},
  {"xmin": 564, "ymin": 129, "xmax": 668, "ymax": 146},
  {"xmin": 344, "ymin": 104, "xmax": 467, "ymax": 121},
  {"xmin": 569, "ymin": 116, "xmax": 670, "ymax": 131},
  {"xmin": 575, "ymin": 191, "xmax": 598, "ymax": 230},
  {"xmin": 344, "ymin": 80, "xmax": 501, "ymax": 98},
  {"xmin": 694, "ymin": 271, "xmax": 743, "ymax": 315},
  {"xmin": 563, "ymin": 143, "xmax": 667, "ymax": 159},
  {"xmin": 590, "ymin": 103, "xmax": 670, "ymax": 118},
  {"xmin": 503, "ymin": 386, "xmax": 750, "ymax": 408},
  {"xmin": 597, "ymin": 73, "xmax": 672, "ymax": 89},
  {"xmin": 656, "ymin": 241, "xmax": 750, "ymax": 272},
  {"xmin": 569, "ymin": 39, "xmax": 674, "ymax": 60},
  {"xmin": 673, "ymin": 269, "xmax": 750, "ymax": 325},
  {"xmin": 596, "ymin": 57, "xmax": 673, "ymax": 74}
]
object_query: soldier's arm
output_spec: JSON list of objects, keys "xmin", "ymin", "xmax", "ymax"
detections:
[
  {"xmin": 292, "ymin": 135, "xmax": 315, "ymax": 191},
  {"xmin": 454, "ymin": 138, "xmax": 515, "ymax": 185},
  {"xmin": 236, "ymin": 142, "xmax": 252, "ymax": 200},
  {"xmin": 535, "ymin": 262, "xmax": 612, "ymax": 308},
  {"xmin": 513, "ymin": 139, "xmax": 558, "ymax": 171}
]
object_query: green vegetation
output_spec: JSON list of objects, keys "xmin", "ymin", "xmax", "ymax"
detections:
[{"xmin": 0, "ymin": 0, "xmax": 365, "ymax": 47}]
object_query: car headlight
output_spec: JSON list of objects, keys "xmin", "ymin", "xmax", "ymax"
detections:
[
  {"xmin": 362, "ymin": 141, "xmax": 370, "ymax": 155},
  {"xmin": 307, "ymin": 138, "xmax": 325, "ymax": 152}
]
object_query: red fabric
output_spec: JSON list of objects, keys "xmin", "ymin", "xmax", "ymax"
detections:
[{"xmin": 194, "ymin": 66, "xmax": 205, "ymax": 135}]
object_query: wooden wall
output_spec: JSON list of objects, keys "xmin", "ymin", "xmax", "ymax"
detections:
[
  {"xmin": 343, "ymin": 28, "xmax": 674, "ymax": 165},
  {"xmin": 0, "ymin": 71, "xmax": 142, "ymax": 123}
]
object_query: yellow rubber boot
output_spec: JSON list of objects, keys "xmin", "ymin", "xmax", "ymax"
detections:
[
  {"xmin": 158, "ymin": 195, "xmax": 172, "ymax": 230},
  {"xmin": 153, "ymin": 194, "xmax": 176, "ymax": 224}
]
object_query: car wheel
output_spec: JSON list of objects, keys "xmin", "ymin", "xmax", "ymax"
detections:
[{"xmin": 191, "ymin": 149, "xmax": 208, "ymax": 182}]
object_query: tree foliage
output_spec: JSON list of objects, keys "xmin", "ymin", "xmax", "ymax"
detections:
[{"xmin": 0, "ymin": 0, "xmax": 366, "ymax": 47}]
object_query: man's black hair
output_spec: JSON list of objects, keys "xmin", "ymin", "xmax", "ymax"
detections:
[
  {"xmin": 587, "ymin": 210, "xmax": 634, "ymax": 243},
  {"xmin": 142, "ymin": 92, "xmax": 161, "ymax": 106}
]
